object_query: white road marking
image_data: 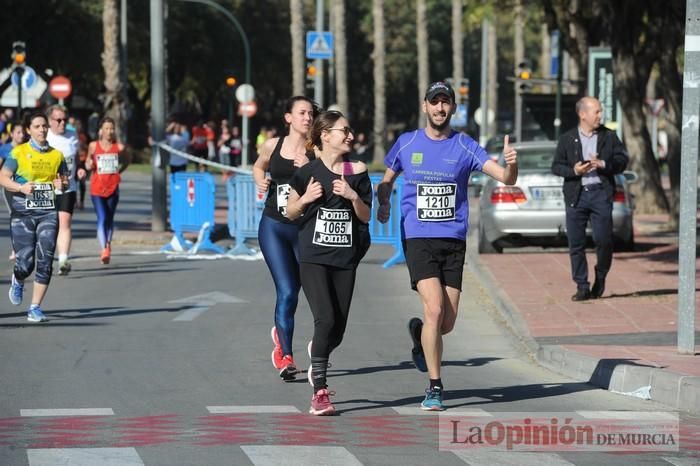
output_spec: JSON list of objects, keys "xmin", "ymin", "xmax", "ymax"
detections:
[
  {"xmin": 20, "ymin": 408, "xmax": 114, "ymax": 417},
  {"xmin": 27, "ymin": 448, "xmax": 143, "ymax": 465},
  {"xmin": 576, "ymin": 411, "xmax": 678, "ymax": 421},
  {"xmin": 241, "ymin": 445, "xmax": 363, "ymax": 466},
  {"xmin": 452, "ymin": 451, "xmax": 574, "ymax": 466},
  {"xmin": 172, "ymin": 306, "xmax": 209, "ymax": 322},
  {"xmin": 663, "ymin": 457, "xmax": 700, "ymax": 466},
  {"xmin": 207, "ymin": 405, "xmax": 301, "ymax": 414},
  {"xmin": 392, "ymin": 407, "xmax": 492, "ymax": 416}
]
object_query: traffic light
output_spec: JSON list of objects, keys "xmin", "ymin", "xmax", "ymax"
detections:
[
  {"xmin": 306, "ymin": 62, "xmax": 317, "ymax": 89},
  {"xmin": 12, "ymin": 41, "xmax": 26, "ymax": 66},
  {"xmin": 516, "ymin": 60, "xmax": 532, "ymax": 92},
  {"xmin": 457, "ymin": 79, "xmax": 469, "ymax": 103},
  {"xmin": 225, "ymin": 76, "xmax": 237, "ymax": 87}
]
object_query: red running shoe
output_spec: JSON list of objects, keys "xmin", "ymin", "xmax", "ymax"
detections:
[
  {"xmin": 309, "ymin": 388, "xmax": 336, "ymax": 416},
  {"xmin": 271, "ymin": 327, "xmax": 284, "ymax": 370},
  {"xmin": 100, "ymin": 247, "xmax": 111, "ymax": 265},
  {"xmin": 279, "ymin": 354, "xmax": 297, "ymax": 381}
]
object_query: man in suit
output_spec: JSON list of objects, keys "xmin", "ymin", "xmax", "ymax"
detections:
[{"xmin": 552, "ymin": 96, "xmax": 629, "ymax": 301}]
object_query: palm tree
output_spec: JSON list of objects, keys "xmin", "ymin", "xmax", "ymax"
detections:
[
  {"xmin": 372, "ymin": 0, "xmax": 386, "ymax": 164},
  {"xmin": 416, "ymin": 0, "xmax": 429, "ymax": 127},
  {"xmin": 333, "ymin": 0, "xmax": 349, "ymax": 115},
  {"xmin": 290, "ymin": 0, "xmax": 305, "ymax": 97},
  {"xmin": 452, "ymin": 0, "xmax": 463, "ymax": 86},
  {"xmin": 102, "ymin": 0, "xmax": 124, "ymax": 140}
]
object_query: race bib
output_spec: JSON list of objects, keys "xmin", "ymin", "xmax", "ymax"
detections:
[
  {"xmin": 313, "ymin": 208, "xmax": 353, "ymax": 247},
  {"xmin": 25, "ymin": 183, "xmax": 56, "ymax": 210},
  {"xmin": 416, "ymin": 183, "xmax": 457, "ymax": 222},
  {"xmin": 97, "ymin": 153, "xmax": 119, "ymax": 174},
  {"xmin": 276, "ymin": 183, "xmax": 291, "ymax": 216}
]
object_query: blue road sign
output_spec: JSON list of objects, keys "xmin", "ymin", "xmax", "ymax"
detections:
[
  {"xmin": 11, "ymin": 66, "xmax": 37, "ymax": 90},
  {"xmin": 306, "ymin": 31, "xmax": 334, "ymax": 60}
]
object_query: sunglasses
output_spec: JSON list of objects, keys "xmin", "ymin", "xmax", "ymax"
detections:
[
  {"xmin": 52, "ymin": 118, "xmax": 67, "ymax": 123},
  {"xmin": 327, "ymin": 126, "xmax": 355, "ymax": 137}
]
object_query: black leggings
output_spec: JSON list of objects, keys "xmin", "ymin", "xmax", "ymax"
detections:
[{"xmin": 301, "ymin": 263, "xmax": 356, "ymax": 389}]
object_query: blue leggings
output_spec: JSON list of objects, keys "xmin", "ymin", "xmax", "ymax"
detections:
[
  {"xmin": 92, "ymin": 190, "xmax": 119, "ymax": 248},
  {"xmin": 258, "ymin": 215, "xmax": 301, "ymax": 356}
]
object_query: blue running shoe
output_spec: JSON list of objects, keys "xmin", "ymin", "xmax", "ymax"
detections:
[
  {"xmin": 408, "ymin": 317, "xmax": 427, "ymax": 372},
  {"xmin": 9, "ymin": 274, "xmax": 23, "ymax": 306},
  {"xmin": 27, "ymin": 305, "xmax": 48, "ymax": 323},
  {"xmin": 421, "ymin": 386, "xmax": 444, "ymax": 411}
]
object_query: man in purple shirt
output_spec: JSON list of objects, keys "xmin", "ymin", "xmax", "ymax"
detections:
[{"xmin": 377, "ymin": 81, "xmax": 518, "ymax": 411}]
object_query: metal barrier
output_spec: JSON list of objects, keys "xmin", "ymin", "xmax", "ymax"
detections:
[
  {"xmin": 226, "ymin": 174, "xmax": 264, "ymax": 255},
  {"xmin": 161, "ymin": 172, "xmax": 225, "ymax": 254},
  {"xmin": 368, "ymin": 174, "xmax": 405, "ymax": 268}
]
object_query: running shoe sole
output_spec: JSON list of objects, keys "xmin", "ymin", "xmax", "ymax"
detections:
[
  {"xmin": 58, "ymin": 262, "xmax": 71, "ymax": 276},
  {"xmin": 408, "ymin": 318, "xmax": 428, "ymax": 373},
  {"xmin": 279, "ymin": 364, "xmax": 297, "ymax": 381},
  {"xmin": 309, "ymin": 405, "xmax": 336, "ymax": 416},
  {"xmin": 27, "ymin": 312, "xmax": 48, "ymax": 323},
  {"xmin": 420, "ymin": 403, "xmax": 445, "ymax": 411}
]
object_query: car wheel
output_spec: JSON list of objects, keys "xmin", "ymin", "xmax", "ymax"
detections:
[
  {"xmin": 478, "ymin": 223, "xmax": 502, "ymax": 254},
  {"xmin": 614, "ymin": 230, "xmax": 635, "ymax": 252}
]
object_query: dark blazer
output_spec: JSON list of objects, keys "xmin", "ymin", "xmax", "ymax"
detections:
[{"xmin": 551, "ymin": 126, "xmax": 629, "ymax": 207}]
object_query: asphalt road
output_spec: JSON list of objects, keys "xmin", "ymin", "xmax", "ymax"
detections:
[{"xmin": 0, "ymin": 173, "xmax": 697, "ymax": 465}]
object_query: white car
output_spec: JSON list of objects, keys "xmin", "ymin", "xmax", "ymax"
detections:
[{"xmin": 477, "ymin": 141, "xmax": 636, "ymax": 253}]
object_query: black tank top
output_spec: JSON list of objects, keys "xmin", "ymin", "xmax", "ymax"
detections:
[{"xmin": 263, "ymin": 136, "xmax": 315, "ymax": 223}]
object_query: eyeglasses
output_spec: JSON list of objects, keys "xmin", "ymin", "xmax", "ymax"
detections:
[
  {"xmin": 52, "ymin": 118, "xmax": 67, "ymax": 123},
  {"xmin": 327, "ymin": 126, "xmax": 355, "ymax": 137}
]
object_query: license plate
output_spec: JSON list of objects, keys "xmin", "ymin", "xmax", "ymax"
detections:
[{"xmin": 530, "ymin": 187, "xmax": 562, "ymax": 201}]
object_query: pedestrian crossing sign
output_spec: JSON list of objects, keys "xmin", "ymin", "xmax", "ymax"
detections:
[{"xmin": 306, "ymin": 31, "xmax": 334, "ymax": 59}]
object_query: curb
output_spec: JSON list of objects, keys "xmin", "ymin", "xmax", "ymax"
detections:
[{"xmin": 467, "ymin": 248, "xmax": 700, "ymax": 417}]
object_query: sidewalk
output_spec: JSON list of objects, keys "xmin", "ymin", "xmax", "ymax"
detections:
[{"xmin": 473, "ymin": 214, "xmax": 700, "ymax": 415}]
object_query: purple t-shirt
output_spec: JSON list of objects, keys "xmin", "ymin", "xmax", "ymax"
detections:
[{"xmin": 384, "ymin": 129, "xmax": 490, "ymax": 240}]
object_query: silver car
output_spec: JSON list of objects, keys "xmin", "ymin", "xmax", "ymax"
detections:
[{"xmin": 477, "ymin": 141, "xmax": 636, "ymax": 253}]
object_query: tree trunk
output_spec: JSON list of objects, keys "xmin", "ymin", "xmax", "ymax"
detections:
[
  {"xmin": 290, "ymin": 0, "xmax": 305, "ymax": 97},
  {"xmin": 102, "ymin": 0, "xmax": 124, "ymax": 141},
  {"xmin": 372, "ymin": 0, "xmax": 386, "ymax": 164},
  {"xmin": 487, "ymin": 17, "xmax": 497, "ymax": 139},
  {"xmin": 451, "ymin": 0, "xmax": 463, "ymax": 85},
  {"xmin": 607, "ymin": 1, "xmax": 669, "ymax": 214},
  {"xmin": 333, "ymin": 0, "xmax": 349, "ymax": 115},
  {"xmin": 416, "ymin": 0, "xmax": 429, "ymax": 128}
]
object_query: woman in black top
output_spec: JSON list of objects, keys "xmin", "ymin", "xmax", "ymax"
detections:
[
  {"xmin": 286, "ymin": 111, "xmax": 372, "ymax": 415},
  {"xmin": 253, "ymin": 96, "xmax": 318, "ymax": 381}
]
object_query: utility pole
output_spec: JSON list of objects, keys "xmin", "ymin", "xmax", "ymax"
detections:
[
  {"xmin": 677, "ymin": 0, "xmax": 699, "ymax": 354},
  {"xmin": 479, "ymin": 18, "xmax": 489, "ymax": 146},
  {"xmin": 150, "ymin": 0, "xmax": 166, "ymax": 232},
  {"xmin": 120, "ymin": 0, "xmax": 128, "ymax": 143},
  {"xmin": 315, "ymin": 0, "xmax": 324, "ymax": 108},
  {"xmin": 513, "ymin": 0, "xmax": 524, "ymax": 142}
]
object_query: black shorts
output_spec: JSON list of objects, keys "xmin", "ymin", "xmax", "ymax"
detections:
[
  {"xmin": 403, "ymin": 238, "xmax": 466, "ymax": 291},
  {"xmin": 56, "ymin": 191, "xmax": 77, "ymax": 214}
]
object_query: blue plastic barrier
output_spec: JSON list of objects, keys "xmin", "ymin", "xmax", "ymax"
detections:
[
  {"xmin": 226, "ymin": 174, "xmax": 264, "ymax": 255},
  {"xmin": 225, "ymin": 173, "xmax": 406, "ymax": 267},
  {"xmin": 368, "ymin": 174, "xmax": 405, "ymax": 268},
  {"xmin": 161, "ymin": 172, "xmax": 225, "ymax": 254}
]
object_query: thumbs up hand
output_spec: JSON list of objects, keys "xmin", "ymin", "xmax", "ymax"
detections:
[
  {"xmin": 301, "ymin": 176, "xmax": 323, "ymax": 203},
  {"xmin": 502, "ymin": 134, "xmax": 517, "ymax": 166}
]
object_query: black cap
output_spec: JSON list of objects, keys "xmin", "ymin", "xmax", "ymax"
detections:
[{"xmin": 424, "ymin": 81, "xmax": 455, "ymax": 102}]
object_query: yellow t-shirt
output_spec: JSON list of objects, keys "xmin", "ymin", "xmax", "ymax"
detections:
[{"xmin": 6, "ymin": 142, "xmax": 65, "ymax": 184}]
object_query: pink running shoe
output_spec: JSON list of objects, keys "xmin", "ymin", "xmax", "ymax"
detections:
[
  {"xmin": 309, "ymin": 388, "xmax": 336, "ymax": 416},
  {"xmin": 271, "ymin": 327, "xmax": 284, "ymax": 370},
  {"xmin": 279, "ymin": 354, "xmax": 297, "ymax": 381}
]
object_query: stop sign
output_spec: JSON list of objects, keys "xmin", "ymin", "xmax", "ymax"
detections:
[
  {"xmin": 238, "ymin": 101, "xmax": 257, "ymax": 117},
  {"xmin": 49, "ymin": 76, "xmax": 72, "ymax": 100}
]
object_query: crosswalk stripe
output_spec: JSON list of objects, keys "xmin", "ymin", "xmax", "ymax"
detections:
[
  {"xmin": 20, "ymin": 408, "xmax": 115, "ymax": 417},
  {"xmin": 662, "ymin": 458, "xmax": 700, "ymax": 466},
  {"xmin": 207, "ymin": 405, "xmax": 301, "ymax": 414},
  {"xmin": 27, "ymin": 448, "xmax": 143, "ymax": 465},
  {"xmin": 576, "ymin": 411, "xmax": 678, "ymax": 421},
  {"xmin": 241, "ymin": 445, "xmax": 362, "ymax": 466},
  {"xmin": 452, "ymin": 451, "xmax": 574, "ymax": 466},
  {"xmin": 392, "ymin": 407, "xmax": 492, "ymax": 416}
]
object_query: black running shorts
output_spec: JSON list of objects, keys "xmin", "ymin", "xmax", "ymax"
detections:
[
  {"xmin": 56, "ymin": 191, "xmax": 77, "ymax": 214},
  {"xmin": 403, "ymin": 237, "xmax": 466, "ymax": 291}
]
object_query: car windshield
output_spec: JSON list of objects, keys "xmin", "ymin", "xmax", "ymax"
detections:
[{"xmin": 513, "ymin": 147, "xmax": 555, "ymax": 170}]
